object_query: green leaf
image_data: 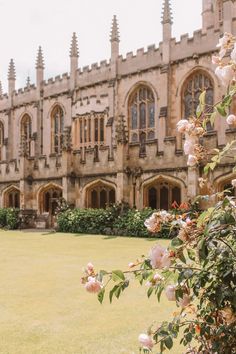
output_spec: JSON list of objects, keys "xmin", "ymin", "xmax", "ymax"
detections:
[
  {"xmin": 216, "ymin": 104, "xmax": 227, "ymax": 117},
  {"xmin": 199, "ymin": 90, "xmax": 206, "ymax": 105},
  {"xmin": 171, "ymin": 238, "xmax": 183, "ymax": 248},
  {"xmin": 210, "ymin": 111, "xmax": 217, "ymax": 126},
  {"xmin": 109, "ymin": 285, "xmax": 119, "ymax": 303},
  {"xmin": 112, "ymin": 270, "xmax": 125, "ymax": 282},
  {"xmin": 147, "ymin": 286, "xmax": 154, "ymax": 298},
  {"xmin": 164, "ymin": 336, "xmax": 173, "ymax": 350},
  {"xmin": 98, "ymin": 288, "xmax": 105, "ymax": 304}
]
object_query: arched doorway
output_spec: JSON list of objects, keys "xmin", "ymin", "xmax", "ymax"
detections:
[{"xmin": 39, "ymin": 184, "xmax": 63, "ymax": 227}]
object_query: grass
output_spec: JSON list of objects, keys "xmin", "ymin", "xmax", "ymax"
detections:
[{"xmin": 0, "ymin": 231, "xmax": 183, "ymax": 354}]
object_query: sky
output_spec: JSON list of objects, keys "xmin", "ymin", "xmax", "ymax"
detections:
[{"xmin": 0, "ymin": 0, "xmax": 202, "ymax": 91}]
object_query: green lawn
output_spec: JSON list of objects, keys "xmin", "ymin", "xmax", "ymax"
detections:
[{"xmin": 0, "ymin": 231, "xmax": 182, "ymax": 354}]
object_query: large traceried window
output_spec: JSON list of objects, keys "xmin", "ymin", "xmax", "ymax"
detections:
[
  {"xmin": 0, "ymin": 122, "xmax": 4, "ymax": 160},
  {"xmin": 129, "ymin": 86, "xmax": 155, "ymax": 143},
  {"xmin": 182, "ymin": 72, "xmax": 214, "ymax": 125},
  {"xmin": 145, "ymin": 180, "xmax": 181, "ymax": 210},
  {"xmin": 21, "ymin": 114, "xmax": 32, "ymax": 156},
  {"xmin": 51, "ymin": 106, "xmax": 64, "ymax": 154}
]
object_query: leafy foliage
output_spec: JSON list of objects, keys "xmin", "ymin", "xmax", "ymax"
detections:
[
  {"xmin": 57, "ymin": 204, "xmax": 179, "ymax": 238},
  {"xmin": 0, "ymin": 208, "xmax": 20, "ymax": 229}
]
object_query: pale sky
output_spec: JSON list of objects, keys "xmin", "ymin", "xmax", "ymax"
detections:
[{"xmin": 0, "ymin": 0, "xmax": 202, "ymax": 91}]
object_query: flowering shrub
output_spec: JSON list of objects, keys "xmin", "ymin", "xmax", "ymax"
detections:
[
  {"xmin": 82, "ymin": 33, "xmax": 236, "ymax": 354},
  {"xmin": 57, "ymin": 205, "xmax": 185, "ymax": 238},
  {"xmin": 0, "ymin": 208, "xmax": 20, "ymax": 229}
]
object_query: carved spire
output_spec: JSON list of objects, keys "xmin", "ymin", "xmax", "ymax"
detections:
[
  {"xmin": 110, "ymin": 15, "xmax": 120, "ymax": 42},
  {"xmin": 26, "ymin": 76, "xmax": 30, "ymax": 88},
  {"xmin": 70, "ymin": 32, "xmax": 79, "ymax": 58},
  {"xmin": 36, "ymin": 46, "xmax": 44, "ymax": 69},
  {"xmin": 162, "ymin": 0, "xmax": 173, "ymax": 25},
  {"xmin": 8, "ymin": 59, "xmax": 16, "ymax": 80}
]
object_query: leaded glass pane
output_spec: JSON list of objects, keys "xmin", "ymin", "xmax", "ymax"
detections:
[
  {"xmin": 95, "ymin": 118, "xmax": 98, "ymax": 142},
  {"xmin": 131, "ymin": 105, "xmax": 138, "ymax": 129},
  {"xmin": 140, "ymin": 103, "xmax": 146, "ymax": 129},
  {"xmin": 100, "ymin": 118, "xmax": 104, "ymax": 142},
  {"xmin": 148, "ymin": 188, "xmax": 157, "ymax": 209},
  {"xmin": 183, "ymin": 73, "xmax": 214, "ymax": 120},
  {"xmin": 148, "ymin": 102, "xmax": 155, "ymax": 128}
]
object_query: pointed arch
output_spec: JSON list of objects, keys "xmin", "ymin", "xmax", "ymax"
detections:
[
  {"xmin": 20, "ymin": 114, "xmax": 32, "ymax": 156},
  {"xmin": 142, "ymin": 174, "xmax": 186, "ymax": 210},
  {"xmin": 37, "ymin": 182, "xmax": 63, "ymax": 214},
  {"xmin": 127, "ymin": 83, "xmax": 156, "ymax": 144},
  {"xmin": 50, "ymin": 104, "xmax": 65, "ymax": 154},
  {"xmin": 83, "ymin": 179, "xmax": 116, "ymax": 208},
  {"xmin": 2, "ymin": 185, "xmax": 20, "ymax": 208},
  {"xmin": 214, "ymin": 172, "xmax": 236, "ymax": 197}
]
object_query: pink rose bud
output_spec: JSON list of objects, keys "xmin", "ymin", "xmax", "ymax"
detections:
[
  {"xmin": 187, "ymin": 155, "xmax": 198, "ymax": 167},
  {"xmin": 138, "ymin": 333, "xmax": 154, "ymax": 350},
  {"xmin": 85, "ymin": 277, "xmax": 102, "ymax": 294},
  {"xmin": 128, "ymin": 262, "xmax": 135, "ymax": 268},
  {"xmin": 212, "ymin": 55, "xmax": 220, "ymax": 65},
  {"xmin": 226, "ymin": 114, "xmax": 236, "ymax": 127},
  {"xmin": 186, "ymin": 217, "xmax": 192, "ymax": 226},
  {"xmin": 165, "ymin": 285, "xmax": 176, "ymax": 301},
  {"xmin": 154, "ymin": 273, "xmax": 163, "ymax": 282},
  {"xmin": 177, "ymin": 294, "xmax": 191, "ymax": 308},
  {"xmin": 87, "ymin": 262, "xmax": 94, "ymax": 272}
]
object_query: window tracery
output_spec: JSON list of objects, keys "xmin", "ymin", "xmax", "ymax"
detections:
[
  {"xmin": 51, "ymin": 106, "xmax": 64, "ymax": 154},
  {"xmin": 87, "ymin": 183, "xmax": 116, "ymax": 208},
  {"xmin": 21, "ymin": 114, "xmax": 32, "ymax": 156},
  {"xmin": 0, "ymin": 121, "xmax": 4, "ymax": 160},
  {"xmin": 5, "ymin": 187, "xmax": 20, "ymax": 208},
  {"xmin": 182, "ymin": 72, "xmax": 214, "ymax": 130},
  {"xmin": 145, "ymin": 180, "xmax": 181, "ymax": 210},
  {"xmin": 129, "ymin": 86, "xmax": 156, "ymax": 143}
]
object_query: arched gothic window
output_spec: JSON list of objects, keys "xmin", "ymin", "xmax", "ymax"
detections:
[
  {"xmin": 182, "ymin": 72, "xmax": 214, "ymax": 125},
  {"xmin": 0, "ymin": 122, "xmax": 4, "ymax": 160},
  {"xmin": 87, "ymin": 183, "xmax": 116, "ymax": 208},
  {"xmin": 145, "ymin": 180, "xmax": 181, "ymax": 210},
  {"xmin": 5, "ymin": 187, "xmax": 20, "ymax": 208},
  {"xmin": 51, "ymin": 106, "xmax": 64, "ymax": 154},
  {"xmin": 129, "ymin": 86, "xmax": 155, "ymax": 143},
  {"xmin": 21, "ymin": 114, "xmax": 32, "ymax": 156}
]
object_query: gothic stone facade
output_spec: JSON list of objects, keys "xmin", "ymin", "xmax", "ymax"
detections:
[{"xmin": 0, "ymin": 0, "xmax": 236, "ymax": 227}]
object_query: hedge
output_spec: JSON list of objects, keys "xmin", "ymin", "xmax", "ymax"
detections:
[
  {"xmin": 0, "ymin": 208, "xmax": 20, "ymax": 230},
  {"xmin": 57, "ymin": 205, "xmax": 178, "ymax": 238}
]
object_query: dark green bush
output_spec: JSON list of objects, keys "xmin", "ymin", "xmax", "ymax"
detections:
[
  {"xmin": 57, "ymin": 205, "xmax": 176, "ymax": 238},
  {"xmin": 0, "ymin": 208, "xmax": 19, "ymax": 230}
]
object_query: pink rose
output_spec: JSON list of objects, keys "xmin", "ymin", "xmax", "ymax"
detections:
[
  {"xmin": 226, "ymin": 114, "xmax": 236, "ymax": 127},
  {"xmin": 187, "ymin": 155, "xmax": 198, "ymax": 167},
  {"xmin": 161, "ymin": 251, "xmax": 172, "ymax": 268},
  {"xmin": 128, "ymin": 262, "xmax": 135, "ymax": 268},
  {"xmin": 165, "ymin": 285, "xmax": 176, "ymax": 301},
  {"xmin": 85, "ymin": 277, "xmax": 102, "ymax": 294},
  {"xmin": 212, "ymin": 55, "xmax": 220, "ymax": 65},
  {"xmin": 138, "ymin": 333, "xmax": 154, "ymax": 350},
  {"xmin": 149, "ymin": 244, "xmax": 165, "ymax": 269},
  {"xmin": 153, "ymin": 273, "xmax": 163, "ymax": 282},
  {"xmin": 87, "ymin": 262, "xmax": 94, "ymax": 273},
  {"xmin": 177, "ymin": 119, "xmax": 191, "ymax": 133},
  {"xmin": 178, "ymin": 294, "xmax": 191, "ymax": 308},
  {"xmin": 221, "ymin": 65, "xmax": 234, "ymax": 86},
  {"xmin": 184, "ymin": 139, "xmax": 195, "ymax": 155},
  {"xmin": 231, "ymin": 45, "xmax": 236, "ymax": 61}
]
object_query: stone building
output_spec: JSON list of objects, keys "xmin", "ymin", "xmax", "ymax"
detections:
[{"xmin": 0, "ymin": 0, "xmax": 236, "ymax": 227}]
